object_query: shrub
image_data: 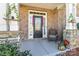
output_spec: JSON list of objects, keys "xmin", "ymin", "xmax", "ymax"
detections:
[{"xmin": 0, "ymin": 43, "xmax": 32, "ymax": 56}]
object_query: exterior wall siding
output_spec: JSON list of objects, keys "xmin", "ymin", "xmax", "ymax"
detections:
[{"xmin": 58, "ymin": 5, "xmax": 66, "ymax": 40}]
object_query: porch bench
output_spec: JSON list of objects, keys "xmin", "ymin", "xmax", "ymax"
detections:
[
  {"xmin": 0, "ymin": 31, "xmax": 21, "ymax": 44},
  {"xmin": 48, "ymin": 28, "xmax": 58, "ymax": 41}
]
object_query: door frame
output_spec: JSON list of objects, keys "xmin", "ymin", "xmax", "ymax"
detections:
[{"xmin": 28, "ymin": 10, "xmax": 47, "ymax": 39}]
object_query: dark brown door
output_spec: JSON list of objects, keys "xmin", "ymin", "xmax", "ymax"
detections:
[{"xmin": 33, "ymin": 16, "xmax": 42, "ymax": 38}]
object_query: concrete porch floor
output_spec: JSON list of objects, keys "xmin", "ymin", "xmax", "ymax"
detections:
[{"xmin": 20, "ymin": 39, "xmax": 59, "ymax": 56}]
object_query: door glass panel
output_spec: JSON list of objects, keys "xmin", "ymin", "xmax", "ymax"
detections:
[{"xmin": 35, "ymin": 17, "xmax": 41, "ymax": 31}]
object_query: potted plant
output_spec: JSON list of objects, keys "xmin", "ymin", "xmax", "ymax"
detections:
[
  {"xmin": 64, "ymin": 39, "xmax": 70, "ymax": 48},
  {"xmin": 58, "ymin": 42, "xmax": 66, "ymax": 51}
]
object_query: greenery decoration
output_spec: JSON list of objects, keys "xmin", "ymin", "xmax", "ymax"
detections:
[
  {"xmin": 10, "ymin": 3, "xmax": 19, "ymax": 19},
  {"xmin": 5, "ymin": 3, "xmax": 19, "ymax": 20},
  {"xmin": 5, "ymin": 3, "xmax": 11, "ymax": 19},
  {"xmin": 68, "ymin": 13, "xmax": 74, "ymax": 22}
]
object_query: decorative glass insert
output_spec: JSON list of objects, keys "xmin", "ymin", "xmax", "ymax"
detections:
[
  {"xmin": 35, "ymin": 17, "xmax": 41, "ymax": 31},
  {"xmin": 30, "ymin": 12, "xmax": 46, "ymax": 15}
]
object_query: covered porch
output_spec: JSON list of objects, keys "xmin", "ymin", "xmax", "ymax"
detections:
[
  {"xmin": 0, "ymin": 3, "xmax": 79, "ymax": 56},
  {"xmin": 20, "ymin": 39, "xmax": 59, "ymax": 56}
]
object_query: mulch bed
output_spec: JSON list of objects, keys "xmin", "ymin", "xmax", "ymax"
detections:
[{"xmin": 56, "ymin": 47, "xmax": 79, "ymax": 56}]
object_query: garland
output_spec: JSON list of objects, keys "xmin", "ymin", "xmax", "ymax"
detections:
[{"xmin": 5, "ymin": 3, "xmax": 19, "ymax": 20}]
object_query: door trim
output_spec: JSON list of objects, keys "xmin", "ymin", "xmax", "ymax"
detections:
[{"xmin": 28, "ymin": 10, "xmax": 47, "ymax": 39}]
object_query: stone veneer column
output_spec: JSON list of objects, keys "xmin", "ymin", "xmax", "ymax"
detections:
[
  {"xmin": 65, "ymin": 3, "xmax": 77, "ymax": 48},
  {"xmin": 66, "ymin": 3, "xmax": 76, "ymax": 29}
]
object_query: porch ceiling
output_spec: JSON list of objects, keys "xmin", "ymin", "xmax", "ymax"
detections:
[{"xmin": 20, "ymin": 3, "xmax": 65, "ymax": 10}]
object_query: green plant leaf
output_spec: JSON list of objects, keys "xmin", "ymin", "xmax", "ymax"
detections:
[{"xmin": 0, "ymin": 43, "xmax": 32, "ymax": 56}]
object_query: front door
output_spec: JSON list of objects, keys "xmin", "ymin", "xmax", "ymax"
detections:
[{"xmin": 33, "ymin": 16, "xmax": 42, "ymax": 38}]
